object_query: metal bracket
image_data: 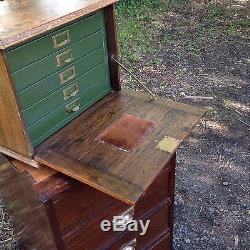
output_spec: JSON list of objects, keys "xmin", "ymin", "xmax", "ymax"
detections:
[{"xmin": 111, "ymin": 55, "xmax": 157, "ymax": 100}]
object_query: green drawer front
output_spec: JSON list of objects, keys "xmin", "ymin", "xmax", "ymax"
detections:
[
  {"xmin": 22, "ymin": 62, "xmax": 108, "ymax": 127},
  {"xmin": 6, "ymin": 12, "xmax": 103, "ymax": 73},
  {"xmin": 28, "ymin": 76, "xmax": 111, "ymax": 146},
  {"xmin": 12, "ymin": 30, "xmax": 104, "ymax": 92},
  {"xmin": 17, "ymin": 47, "xmax": 106, "ymax": 110}
]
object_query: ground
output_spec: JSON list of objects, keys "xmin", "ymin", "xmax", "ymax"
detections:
[
  {"xmin": 0, "ymin": 0, "xmax": 249, "ymax": 249},
  {"xmin": 116, "ymin": 0, "xmax": 249, "ymax": 249}
]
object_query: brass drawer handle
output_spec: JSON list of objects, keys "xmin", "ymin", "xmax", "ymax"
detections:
[
  {"xmin": 120, "ymin": 238, "xmax": 137, "ymax": 250},
  {"xmin": 52, "ymin": 30, "xmax": 70, "ymax": 48},
  {"xmin": 56, "ymin": 49, "xmax": 74, "ymax": 67},
  {"xmin": 114, "ymin": 206, "xmax": 135, "ymax": 227},
  {"xmin": 66, "ymin": 98, "xmax": 80, "ymax": 114},
  {"xmin": 63, "ymin": 83, "xmax": 79, "ymax": 100},
  {"xmin": 59, "ymin": 66, "xmax": 76, "ymax": 84}
]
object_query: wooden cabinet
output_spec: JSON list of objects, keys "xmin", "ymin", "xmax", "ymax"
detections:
[
  {"xmin": 0, "ymin": 2, "xmax": 118, "ymax": 158},
  {"xmin": 0, "ymin": 155, "xmax": 175, "ymax": 250}
]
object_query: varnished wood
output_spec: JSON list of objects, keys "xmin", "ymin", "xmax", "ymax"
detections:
[
  {"xmin": 0, "ymin": 0, "xmax": 118, "ymax": 50},
  {"xmin": 0, "ymin": 52, "xmax": 32, "ymax": 157},
  {"xmin": 13, "ymin": 159, "xmax": 56, "ymax": 183},
  {"xmin": 1, "ymin": 155, "xmax": 176, "ymax": 249},
  {"xmin": 104, "ymin": 4, "xmax": 121, "ymax": 91},
  {"xmin": 108, "ymin": 205, "xmax": 170, "ymax": 250},
  {"xmin": 0, "ymin": 146, "xmax": 39, "ymax": 167},
  {"xmin": 0, "ymin": 161, "xmax": 57, "ymax": 250},
  {"xmin": 35, "ymin": 90, "xmax": 205, "ymax": 204},
  {"xmin": 149, "ymin": 232, "xmax": 171, "ymax": 250}
]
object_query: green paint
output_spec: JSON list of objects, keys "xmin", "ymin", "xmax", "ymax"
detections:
[
  {"xmin": 29, "ymin": 77, "xmax": 111, "ymax": 145},
  {"xmin": 12, "ymin": 30, "xmax": 104, "ymax": 92},
  {"xmin": 22, "ymin": 61, "xmax": 108, "ymax": 126},
  {"xmin": 6, "ymin": 12, "xmax": 102, "ymax": 73},
  {"xmin": 18, "ymin": 47, "xmax": 106, "ymax": 110}
]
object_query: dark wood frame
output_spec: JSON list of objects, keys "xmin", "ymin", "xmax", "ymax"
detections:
[
  {"xmin": 0, "ymin": 153, "xmax": 177, "ymax": 250},
  {"xmin": 104, "ymin": 4, "xmax": 121, "ymax": 91}
]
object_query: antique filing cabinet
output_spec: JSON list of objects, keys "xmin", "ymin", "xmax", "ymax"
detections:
[
  {"xmin": 0, "ymin": 1, "xmax": 206, "ymax": 249},
  {"xmin": 0, "ymin": 0, "xmax": 120, "ymax": 163}
]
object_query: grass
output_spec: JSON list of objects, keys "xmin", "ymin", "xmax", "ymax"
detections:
[
  {"xmin": 116, "ymin": 0, "xmax": 166, "ymax": 62},
  {"xmin": 116, "ymin": 0, "xmax": 249, "ymax": 63}
]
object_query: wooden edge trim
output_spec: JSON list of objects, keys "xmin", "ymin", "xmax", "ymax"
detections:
[
  {"xmin": 1, "ymin": 52, "xmax": 33, "ymax": 156},
  {"xmin": 34, "ymin": 152, "xmax": 143, "ymax": 205},
  {"xmin": 0, "ymin": 146, "xmax": 40, "ymax": 168},
  {"xmin": 104, "ymin": 4, "xmax": 121, "ymax": 91}
]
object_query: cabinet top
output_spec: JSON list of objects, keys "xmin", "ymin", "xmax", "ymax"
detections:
[{"xmin": 0, "ymin": 0, "xmax": 118, "ymax": 50}]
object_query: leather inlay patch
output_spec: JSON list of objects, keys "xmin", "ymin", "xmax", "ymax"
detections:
[{"xmin": 96, "ymin": 113, "xmax": 155, "ymax": 151}]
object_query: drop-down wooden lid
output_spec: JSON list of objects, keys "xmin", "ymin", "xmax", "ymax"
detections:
[{"xmin": 35, "ymin": 90, "xmax": 206, "ymax": 205}]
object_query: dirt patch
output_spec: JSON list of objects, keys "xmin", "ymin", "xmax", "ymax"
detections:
[{"xmin": 117, "ymin": 0, "xmax": 249, "ymax": 249}]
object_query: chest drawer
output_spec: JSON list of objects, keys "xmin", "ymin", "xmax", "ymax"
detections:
[
  {"xmin": 12, "ymin": 30, "xmax": 105, "ymax": 93},
  {"xmin": 148, "ymin": 232, "xmax": 171, "ymax": 250},
  {"xmin": 52, "ymin": 182, "xmax": 117, "ymax": 236},
  {"xmin": 62, "ymin": 201, "xmax": 129, "ymax": 250},
  {"xmin": 108, "ymin": 204, "xmax": 170, "ymax": 250},
  {"xmin": 21, "ymin": 56, "xmax": 108, "ymax": 127},
  {"xmin": 29, "ymin": 75, "xmax": 111, "ymax": 146},
  {"xmin": 6, "ymin": 12, "xmax": 103, "ymax": 73},
  {"xmin": 59, "ymin": 163, "xmax": 172, "ymax": 249}
]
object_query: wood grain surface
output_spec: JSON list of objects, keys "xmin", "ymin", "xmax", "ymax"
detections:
[
  {"xmin": 104, "ymin": 4, "xmax": 121, "ymax": 91},
  {"xmin": 0, "ymin": 161, "xmax": 57, "ymax": 249},
  {"xmin": 0, "ymin": 52, "xmax": 32, "ymax": 157},
  {"xmin": 1, "ymin": 155, "xmax": 176, "ymax": 249},
  {"xmin": 35, "ymin": 90, "xmax": 205, "ymax": 204},
  {"xmin": 0, "ymin": 0, "xmax": 118, "ymax": 50}
]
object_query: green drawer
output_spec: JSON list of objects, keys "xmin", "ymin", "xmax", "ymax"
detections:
[
  {"xmin": 6, "ymin": 12, "xmax": 103, "ymax": 73},
  {"xmin": 12, "ymin": 30, "xmax": 105, "ymax": 92},
  {"xmin": 17, "ymin": 47, "xmax": 106, "ymax": 110},
  {"xmin": 28, "ymin": 76, "xmax": 111, "ymax": 146},
  {"xmin": 22, "ymin": 62, "xmax": 109, "ymax": 127}
]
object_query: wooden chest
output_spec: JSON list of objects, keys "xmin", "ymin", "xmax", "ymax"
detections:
[
  {"xmin": 0, "ymin": 155, "xmax": 176, "ymax": 250},
  {"xmin": 0, "ymin": 0, "xmax": 119, "ymax": 159}
]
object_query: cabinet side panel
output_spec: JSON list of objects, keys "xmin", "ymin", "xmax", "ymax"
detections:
[
  {"xmin": 0, "ymin": 52, "xmax": 31, "ymax": 157},
  {"xmin": 0, "ymin": 160, "xmax": 57, "ymax": 250},
  {"xmin": 104, "ymin": 4, "xmax": 121, "ymax": 91}
]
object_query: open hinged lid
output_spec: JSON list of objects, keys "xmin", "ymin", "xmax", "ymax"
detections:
[{"xmin": 34, "ymin": 90, "xmax": 206, "ymax": 205}]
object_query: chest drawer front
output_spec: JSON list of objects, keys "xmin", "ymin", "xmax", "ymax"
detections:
[
  {"xmin": 148, "ymin": 232, "xmax": 171, "ymax": 250},
  {"xmin": 12, "ymin": 30, "xmax": 105, "ymax": 93},
  {"xmin": 17, "ymin": 48, "xmax": 106, "ymax": 112},
  {"xmin": 52, "ymin": 182, "xmax": 117, "ymax": 236},
  {"xmin": 108, "ymin": 204, "xmax": 170, "ymax": 250},
  {"xmin": 28, "ymin": 75, "xmax": 111, "ymax": 146},
  {"xmin": 18, "ymin": 46, "xmax": 105, "ymax": 112},
  {"xmin": 6, "ymin": 12, "xmax": 103, "ymax": 73},
  {"xmin": 62, "ymin": 202, "xmax": 129, "ymax": 250},
  {"xmin": 60, "ymin": 164, "xmax": 171, "ymax": 249},
  {"xmin": 21, "ymin": 58, "xmax": 108, "ymax": 127}
]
